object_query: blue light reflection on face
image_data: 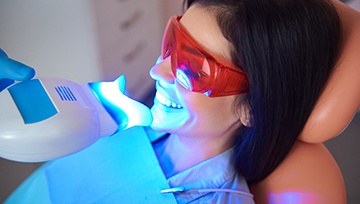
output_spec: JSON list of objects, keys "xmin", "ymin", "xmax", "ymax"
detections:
[
  {"xmin": 89, "ymin": 75, "xmax": 153, "ymax": 132},
  {"xmin": 176, "ymin": 69, "xmax": 192, "ymax": 91},
  {"xmin": 156, "ymin": 55, "xmax": 162, "ymax": 65},
  {"xmin": 157, "ymin": 55, "xmax": 193, "ymax": 92}
]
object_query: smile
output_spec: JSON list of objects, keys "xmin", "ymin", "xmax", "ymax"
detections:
[{"xmin": 155, "ymin": 92, "xmax": 183, "ymax": 109}]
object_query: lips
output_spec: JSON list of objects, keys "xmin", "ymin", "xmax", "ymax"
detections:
[{"xmin": 155, "ymin": 92, "xmax": 183, "ymax": 109}]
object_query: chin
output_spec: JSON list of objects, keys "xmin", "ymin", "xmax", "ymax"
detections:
[{"xmin": 150, "ymin": 103, "xmax": 188, "ymax": 132}]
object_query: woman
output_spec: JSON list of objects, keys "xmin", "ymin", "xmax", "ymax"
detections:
[
  {"xmin": 2, "ymin": 0, "xmax": 342, "ymax": 203},
  {"xmin": 152, "ymin": 0, "xmax": 341, "ymax": 184}
]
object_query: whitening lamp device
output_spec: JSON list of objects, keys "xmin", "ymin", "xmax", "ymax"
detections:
[{"xmin": 0, "ymin": 75, "xmax": 153, "ymax": 162}]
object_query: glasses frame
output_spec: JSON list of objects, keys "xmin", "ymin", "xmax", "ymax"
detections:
[{"xmin": 161, "ymin": 16, "xmax": 249, "ymax": 97}]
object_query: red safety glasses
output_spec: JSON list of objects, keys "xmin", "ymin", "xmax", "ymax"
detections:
[{"xmin": 161, "ymin": 16, "xmax": 249, "ymax": 97}]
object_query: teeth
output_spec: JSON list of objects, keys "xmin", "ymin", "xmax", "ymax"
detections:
[{"xmin": 156, "ymin": 92, "xmax": 182, "ymax": 109}]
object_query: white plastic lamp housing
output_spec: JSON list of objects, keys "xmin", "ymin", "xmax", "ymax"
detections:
[{"xmin": 0, "ymin": 75, "xmax": 152, "ymax": 162}]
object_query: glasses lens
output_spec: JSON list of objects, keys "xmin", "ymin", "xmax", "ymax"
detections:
[
  {"xmin": 173, "ymin": 47, "xmax": 212, "ymax": 92},
  {"xmin": 161, "ymin": 16, "xmax": 249, "ymax": 97},
  {"xmin": 163, "ymin": 17, "xmax": 213, "ymax": 93}
]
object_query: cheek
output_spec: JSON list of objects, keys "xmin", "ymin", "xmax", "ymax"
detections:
[
  {"xmin": 174, "ymin": 79, "xmax": 240, "ymax": 125},
  {"xmin": 175, "ymin": 82, "xmax": 205, "ymax": 111},
  {"xmin": 176, "ymin": 84, "xmax": 237, "ymax": 122}
]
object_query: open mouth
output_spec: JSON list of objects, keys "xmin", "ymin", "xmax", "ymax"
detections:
[{"xmin": 155, "ymin": 92, "xmax": 183, "ymax": 109}]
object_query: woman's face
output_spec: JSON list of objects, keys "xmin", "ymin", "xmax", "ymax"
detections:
[{"xmin": 149, "ymin": 5, "xmax": 243, "ymax": 139}]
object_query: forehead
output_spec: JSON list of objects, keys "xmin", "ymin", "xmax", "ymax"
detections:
[{"xmin": 179, "ymin": 5, "xmax": 233, "ymax": 64}]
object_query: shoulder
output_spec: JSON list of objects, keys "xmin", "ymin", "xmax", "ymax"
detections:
[{"xmin": 250, "ymin": 140, "xmax": 346, "ymax": 204}]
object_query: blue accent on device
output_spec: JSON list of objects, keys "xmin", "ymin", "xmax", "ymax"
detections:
[
  {"xmin": 8, "ymin": 79, "xmax": 58, "ymax": 124},
  {"xmin": 55, "ymin": 86, "xmax": 77, "ymax": 101}
]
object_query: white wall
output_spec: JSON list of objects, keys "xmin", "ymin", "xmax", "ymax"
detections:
[
  {"xmin": 0, "ymin": 0, "xmax": 101, "ymax": 83},
  {"xmin": 347, "ymin": 0, "xmax": 360, "ymax": 11}
]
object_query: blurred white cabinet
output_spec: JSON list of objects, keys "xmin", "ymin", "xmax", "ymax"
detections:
[{"xmin": 91, "ymin": 0, "xmax": 164, "ymax": 100}]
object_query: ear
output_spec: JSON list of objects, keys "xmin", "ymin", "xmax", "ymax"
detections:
[{"xmin": 239, "ymin": 99, "xmax": 252, "ymax": 127}]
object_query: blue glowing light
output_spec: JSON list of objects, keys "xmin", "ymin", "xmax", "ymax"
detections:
[
  {"xmin": 269, "ymin": 192, "xmax": 318, "ymax": 204},
  {"xmin": 89, "ymin": 75, "xmax": 153, "ymax": 132}
]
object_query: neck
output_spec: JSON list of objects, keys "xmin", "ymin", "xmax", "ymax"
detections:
[{"xmin": 153, "ymin": 133, "xmax": 234, "ymax": 178}]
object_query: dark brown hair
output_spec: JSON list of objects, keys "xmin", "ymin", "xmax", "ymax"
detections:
[{"xmin": 184, "ymin": 0, "xmax": 342, "ymax": 184}]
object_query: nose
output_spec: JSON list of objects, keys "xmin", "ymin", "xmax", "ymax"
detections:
[{"xmin": 149, "ymin": 55, "xmax": 175, "ymax": 84}]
